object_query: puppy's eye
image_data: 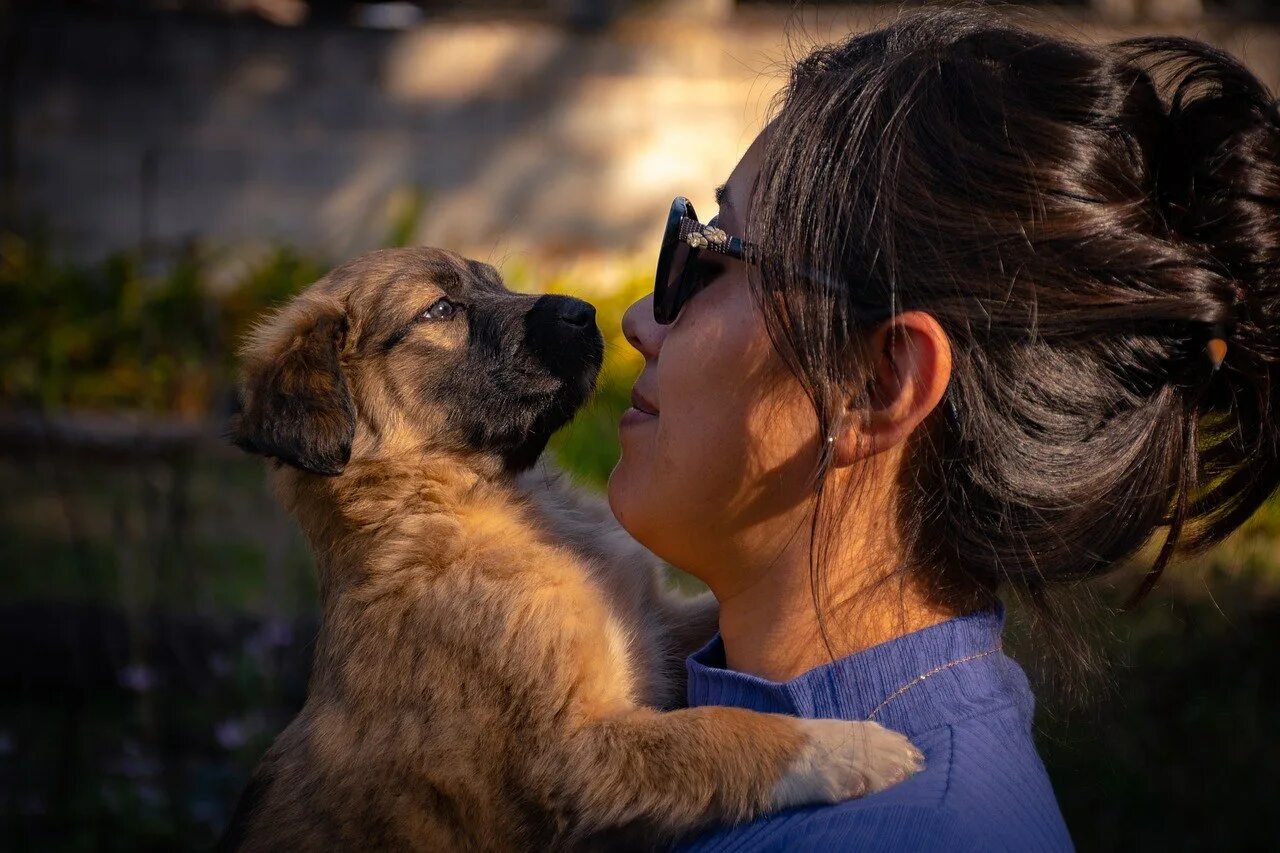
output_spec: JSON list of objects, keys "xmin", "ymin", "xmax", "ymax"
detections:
[{"xmin": 421, "ymin": 298, "xmax": 457, "ymax": 321}]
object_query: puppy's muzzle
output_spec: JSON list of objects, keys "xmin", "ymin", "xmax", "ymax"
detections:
[{"xmin": 524, "ymin": 295, "xmax": 601, "ymax": 382}]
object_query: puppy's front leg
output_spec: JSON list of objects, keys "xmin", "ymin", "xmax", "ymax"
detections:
[{"xmin": 546, "ymin": 705, "xmax": 922, "ymax": 848}]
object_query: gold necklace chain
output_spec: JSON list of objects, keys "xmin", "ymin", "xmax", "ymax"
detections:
[{"xmin": 865, "ymin": 646, "xmax": 1003, "ymax": 721}]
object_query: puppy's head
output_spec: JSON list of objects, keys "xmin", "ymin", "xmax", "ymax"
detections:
[{"xmin": 229, "ymin": 247, "xmax": 603, "ymax": 475}]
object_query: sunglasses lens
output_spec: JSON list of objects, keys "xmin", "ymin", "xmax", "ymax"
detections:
[
  {"xmin": 661, "ymin": 240, "xmax": 694, "ymax": 324},
  {"xmin": 655, "ymin": 198, "xmax": 696, "ymax": 324}
]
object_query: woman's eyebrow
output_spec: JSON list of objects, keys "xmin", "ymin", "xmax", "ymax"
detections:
[{"xmin": 715, "ymin": 183, "xmax": 730, "ymax": 207}]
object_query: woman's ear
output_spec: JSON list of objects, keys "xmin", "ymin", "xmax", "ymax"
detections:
[
  {"xmin": 829, "ymin": 311, "xmax": 952, "ymax": 466},
  {"xmin": 229, "ymin": 296, "xmax": 355, "ymax": 476}
]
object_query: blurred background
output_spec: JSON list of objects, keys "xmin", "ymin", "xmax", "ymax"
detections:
[{"xmin": 2, "ymin": 0, "xmax": 1278, "ymax": 849}]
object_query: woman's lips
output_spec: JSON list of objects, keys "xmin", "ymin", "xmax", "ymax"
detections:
[
  {"xmin": 629, "ymin": 388, "xmax": 659, "ymax": 417},
  {"xmin": 621, "ymin": 388, "xmax": 659, "ymax": 430},
  {"xmin": 619, "ymin": 406, "xmax": 657, "ymax": 430}
]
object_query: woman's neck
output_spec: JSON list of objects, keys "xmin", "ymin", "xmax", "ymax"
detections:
[{"xmin": 710, "ymin": 536, "xmax": 961, "ymax": 683}]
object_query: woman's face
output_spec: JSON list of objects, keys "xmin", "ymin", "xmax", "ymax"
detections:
[{"xmin": 607, "ymin": 134, "xmax": 823, "ymax": 592}]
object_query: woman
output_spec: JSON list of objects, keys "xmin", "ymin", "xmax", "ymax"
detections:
[{"xmin": 607, "ymin": 8, "xmax": 1280, "ymax": 851}]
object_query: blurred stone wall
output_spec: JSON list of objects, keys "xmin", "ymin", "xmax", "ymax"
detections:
[{"xmin": 9, "ymin": 7, "xmax": 1280, "ymax": 263}]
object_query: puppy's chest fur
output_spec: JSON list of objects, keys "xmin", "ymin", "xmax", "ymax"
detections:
[
  {"xmin": 514, "ymin": 467, "xmax": 683, "ymax": 708},
  {"xmin": 303, "ymin": 459, "xmax": 674, "ymax": 704}
]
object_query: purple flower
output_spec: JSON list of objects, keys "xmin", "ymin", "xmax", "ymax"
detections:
[
  {"xmin": 216, "ymin": 714, "xmax": 266, "ymax": 750},
  {"xmin": 215, "ymin": 718, "xmax": 249, "ymax": 750},
  {"xmin": 118, "ymin": 663, "xmax": 156, "ymax": 693}
]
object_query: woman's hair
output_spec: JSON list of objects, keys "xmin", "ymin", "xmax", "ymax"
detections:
[{"xmin": 750, "ymin": 8, "xmax": 1280, "ymax": 676}]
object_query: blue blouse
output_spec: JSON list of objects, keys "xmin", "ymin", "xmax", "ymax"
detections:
[{"xmin": 679, "ymin": 608, "xmax": 1074, "ymax": 851}]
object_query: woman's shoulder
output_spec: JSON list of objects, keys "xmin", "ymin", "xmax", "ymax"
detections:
[
  {"xmin": 682, "ymin": 612, "xmax": 1072, "ymax": 850},
  {"xmin": 800, "ymin": 713, "xmax": 1072, "ymax": 851},
  {"xmin": 681, "ymin": 713, "xmax": 1074, "ymax": 853},
  {"xmin": 761, "ymin": 802, "xmax": 999, "ymax": 853}
]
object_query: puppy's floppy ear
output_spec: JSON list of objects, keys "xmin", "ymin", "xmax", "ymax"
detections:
[{"xmin": 229, "ymin": 296, "xmax": 355, "ymax": 476}]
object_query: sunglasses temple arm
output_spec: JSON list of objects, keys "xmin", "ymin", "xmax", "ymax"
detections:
[{"xmin": 740, "ymin": 241, "xmax": 843, "ymax": 293}]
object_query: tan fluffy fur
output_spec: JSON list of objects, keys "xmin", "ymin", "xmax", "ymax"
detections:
[{"xmin": 223, "ymin": 248, "xmax": 922, "ymax": 851}]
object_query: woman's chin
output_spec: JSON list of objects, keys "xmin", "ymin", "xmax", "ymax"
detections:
[{"xmin": 607, "ymin": 457, "xmax": 655, "ymax": 544}]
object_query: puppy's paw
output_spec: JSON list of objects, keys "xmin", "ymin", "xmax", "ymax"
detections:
[{"xmin": 772, "ymin": 719, "xmax": 924, "ymax": 809}]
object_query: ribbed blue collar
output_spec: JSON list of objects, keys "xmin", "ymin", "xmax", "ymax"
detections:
[{"xmin": 685, "ymin": 607, "xmax": 1030, "ymax": 738}]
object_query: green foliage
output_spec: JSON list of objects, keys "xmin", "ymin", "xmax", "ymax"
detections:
[{"xmin": 0, "ymin": 232, "xmax": 325, "ymax": 417}]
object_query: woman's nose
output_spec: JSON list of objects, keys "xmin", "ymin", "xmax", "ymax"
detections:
[{"xmin": 621, "ymin": 293, "xmax": 666, "ymax": 360}]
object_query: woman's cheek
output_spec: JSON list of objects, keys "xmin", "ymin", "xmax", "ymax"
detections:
[
  {"xmin": 608, "ymin": 355, "xmax": 733, "ymax": 560},
  {"xmin": 608, "ymin": 278, "xmax": 784, "ymax": 564}
]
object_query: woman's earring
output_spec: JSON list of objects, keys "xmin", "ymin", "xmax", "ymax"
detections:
[{"xmin": 827, "ymin": 411, "xmax": 845, "ymax": 445}]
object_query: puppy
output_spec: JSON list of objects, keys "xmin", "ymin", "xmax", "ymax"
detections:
[{"xmin": 222, "ymin": 247, "xmax": 922, "ymax": 850}]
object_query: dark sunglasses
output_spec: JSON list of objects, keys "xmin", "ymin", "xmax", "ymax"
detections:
[
  {"xmin": 654, "ymin": 196, "xmax": 864, "ymax": 325},
  {"xmin": 653, "ymin": 196, "xmax": 758, "ymax": 325}
]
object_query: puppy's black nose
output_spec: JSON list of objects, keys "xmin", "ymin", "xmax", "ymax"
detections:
[
  {"xmin": 552, "ymin": 296, "xmax": 595, "ymax": 329},
  {"xmin": 524, "ymin": 294, "xmax": 603, "ymax": 383}
]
